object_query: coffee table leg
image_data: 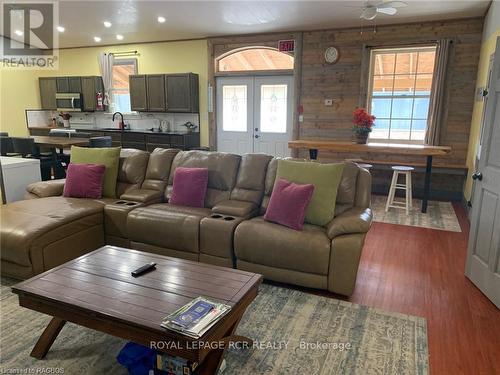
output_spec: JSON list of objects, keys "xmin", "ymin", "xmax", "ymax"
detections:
[
  {"xmin": 30, "ymin": 317, "xmax": 66, "ymax": 359},
  {"xmin": 197, "ymin": 318, "xmax": 250, "ymax": 375}
]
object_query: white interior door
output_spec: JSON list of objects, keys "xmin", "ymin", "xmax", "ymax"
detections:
[
  {"xmin": 465, "ymin": 37, "xmax": 500, "ymax": 308},
  {"xmin": 216, "ymin": 75, "xmax": 293, "ymax": 156},
  {"xmin": 216, "ymin": 77, "xmax": 254, "ymax": 155},
  {"xmin": 254, "ymin": 76, "xmax": 294, "ymax": 157}
]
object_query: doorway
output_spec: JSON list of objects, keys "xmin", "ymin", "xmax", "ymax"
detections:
[{"xmin": 216, "ymin": 75, "xmax": 294, "ymax": 157}]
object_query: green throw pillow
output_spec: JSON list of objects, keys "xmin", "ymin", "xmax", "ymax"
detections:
[
  {"xmin": 70, "ymin": 146, "xmax": 121, "ymax": 198},
  {"xmin": 276, "ymin": 159, "xmax": 344, "ymax": 226}
]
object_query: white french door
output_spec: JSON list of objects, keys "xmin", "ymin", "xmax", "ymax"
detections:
[{"xmin": 216, "ymin": 75, "xmax": 294, "ymax": 156}]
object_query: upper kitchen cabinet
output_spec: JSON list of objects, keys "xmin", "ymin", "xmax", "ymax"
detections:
[
  {"xmin": 129, "ymin": 75, "xmax": 148, "ymax": 112},
  {"xmin": 81, "ymin": 76, "xmax": 104, "ymax": 112},
  {"xmin": 39, "ymin": 78, "xmax": 57, "ymax": 110},
  {"xmin": 146, "ymin": 75, "xmax": 166, "ymax": 112},
  {"xmin": 56, "ymin": 76, "xmax": 81, "ymax": 93},
  {"xmin": 165, "ymin": 73, "xmax": 199, "ymax": 113}
]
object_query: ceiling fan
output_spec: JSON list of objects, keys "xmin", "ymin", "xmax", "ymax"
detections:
[{"xmin": 360, "ymin": 1, "xmax": 408, "ymax": 20}]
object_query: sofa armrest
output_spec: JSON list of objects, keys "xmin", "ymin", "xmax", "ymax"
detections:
[
  {"xmin": 212, "ymin": 200, "xmax": 258, "ymax": 218},
  {"xmin": 26, "ymin": 179, "xmax": 65, "ymax": 198},
  {"xmin": 326, "ymin": 207, "xmax": 373, "ymax": 239},
  {"xmin": 119, "ymin": 189, "xmax": 163, "ymax": 204}
]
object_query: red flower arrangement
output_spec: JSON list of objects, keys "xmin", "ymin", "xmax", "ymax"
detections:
[{"xmin": 352, "ymin": 108, "xmax": 376, "ymax": 135}]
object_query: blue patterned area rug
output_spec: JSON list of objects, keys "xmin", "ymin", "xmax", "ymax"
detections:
[{"xmin": 0, "ymin": 278, "xmax": 428, "ymax": 374}]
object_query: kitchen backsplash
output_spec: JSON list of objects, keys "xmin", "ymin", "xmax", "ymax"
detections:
[{"xmin": 26, "ymin": 110, "xmax": 200, "ymax": 133}]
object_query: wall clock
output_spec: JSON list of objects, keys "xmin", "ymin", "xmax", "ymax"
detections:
[{"xmin": 324, "ymin": 46, "xmax": 339, "ymax": 64}]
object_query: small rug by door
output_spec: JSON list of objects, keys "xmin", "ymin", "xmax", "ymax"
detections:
[
  {"xmin": 0, "ymin": 278, "xmax": 428, "ymax": 374},
  {"xmin": 371, "ymin": 195, "xmax": 462, "ymax": 232}
]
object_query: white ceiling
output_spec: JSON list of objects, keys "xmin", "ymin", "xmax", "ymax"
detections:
[{"xmin": 9, "ymin": 1, "xmax": 494, "ymax": 48}]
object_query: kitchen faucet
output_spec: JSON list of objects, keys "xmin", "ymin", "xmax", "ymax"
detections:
[{"xmin": 112, "ymin": 112, "xmax": 125, "ymax": 130}]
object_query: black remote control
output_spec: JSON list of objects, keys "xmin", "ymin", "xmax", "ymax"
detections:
[{"xmin": 131, "ymin": 262, "xmax": 156, "ymax": 277}]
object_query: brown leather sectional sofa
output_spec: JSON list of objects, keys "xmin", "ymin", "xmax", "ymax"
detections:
[{"xmin": 0, "ymin": 149, "xmax": 373, "ymax": 296}]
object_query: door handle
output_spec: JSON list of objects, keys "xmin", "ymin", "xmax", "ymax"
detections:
[
  {"xmin": 255, "ymin": 135, "xmax": 260, "ymax": 139},
  {"xmin": 71, "ymin": 97, "xmax": 75, "ymax": 109},
  {"xmin": 472, "ymin": 172, "xmax": 483, "ymax": 181},
  {"xmin": 255, "ymin": 128, "xmax": 259, "ymax": 131}
]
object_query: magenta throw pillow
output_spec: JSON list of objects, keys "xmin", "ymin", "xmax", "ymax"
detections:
[
  {"xmin": 264, "ymin": 178, "xmax": 315, "ymax": 230},
  {"xmin": 63, "ymin": 163, "xmax": 106, "ymax": 199},
  {"xmin": 170, "ymin": 167, "xmax": 209, "ymax": 208}
]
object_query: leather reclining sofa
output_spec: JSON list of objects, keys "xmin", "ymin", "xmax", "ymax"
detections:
[{"xmin": 0, "ymin": 148, "xmax": 373, "ymax": 296}]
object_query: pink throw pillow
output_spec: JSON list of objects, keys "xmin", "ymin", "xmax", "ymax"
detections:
[
  {"xmin": 63, "ymin": 163, "xmax": 106, "ymax": 199},
  {"xmin": 170, "ymin": 167, "xmax": 209, "ymax": 208},
  {"xmin": 264, "ymin": 178, "xmax": 315, "ymax": 230}
]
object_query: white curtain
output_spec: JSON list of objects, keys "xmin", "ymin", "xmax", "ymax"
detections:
[{"xmin": 98, "ymin": 52, "xmax": 114, "ymax": 110}]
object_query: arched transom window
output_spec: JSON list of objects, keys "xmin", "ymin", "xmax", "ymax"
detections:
[{"xmin": 218, "ymin": 47, "xmax": 294, "ymax": 72}]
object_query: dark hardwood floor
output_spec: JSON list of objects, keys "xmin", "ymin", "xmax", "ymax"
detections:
[
  {"xmin": 351, "ymin": 203, "xmax": 500, "ymax": 375},
  {"xmin": 267, "ymin": 202, "xmax": 499, "ymax": 374}
]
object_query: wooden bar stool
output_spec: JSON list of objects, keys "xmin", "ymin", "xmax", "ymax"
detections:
[{"xmin": 385, "ymin": 166, "xmax": 414, "ymax": 215}]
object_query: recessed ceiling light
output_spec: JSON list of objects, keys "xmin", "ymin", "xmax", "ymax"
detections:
[
  {"xmin": 116, "ymin": 34, "xmax": 124, "ymax": 40},
  {"xmin": 14, "ymin": 30, "xmax": 23, "ymax": 36},
  {"xmin": 157, "ymin": 16, "xmax": 166, "ymax": 23},
  {"xmin": 56, "ymin": 26, "xmax": 65, "ymax": 32},
  {"xmin": 94, "ymin": 36, "xmax": 102, "ymax": 42},
  {"xmin": 103, "ymin": 21, "xmax": 112, "ymax": 28}
]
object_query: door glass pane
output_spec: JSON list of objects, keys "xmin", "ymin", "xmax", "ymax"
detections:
[
  {"xmin": 222, "ymin": 85, "xmax": 247, "ymax": 132},
  {"xmin": 260, "ymin": 84, "xmax": 287, "ymax": 133}
]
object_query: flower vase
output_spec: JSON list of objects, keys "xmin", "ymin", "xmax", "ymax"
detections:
[{"xmin": 63, "ymin": 119, "xmax": 70, "ymax": 128}]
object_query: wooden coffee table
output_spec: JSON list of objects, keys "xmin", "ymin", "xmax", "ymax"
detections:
[{"xmin": 11, "ymin": 246, "xmax": 263, "ymax": 374}]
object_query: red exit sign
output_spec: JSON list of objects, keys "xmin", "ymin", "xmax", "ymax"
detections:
[{"xmin": 278, "ymin": 39, "xmax": 295, "ymax": 53}]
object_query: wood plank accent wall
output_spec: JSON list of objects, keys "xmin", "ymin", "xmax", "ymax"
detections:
[
  {"xmin": 207, "ymin": 18, "xmax": 483, "ymax": 198},
  {"xmin": 299, "ymin": 18, "xmax": 484, "ymax": 168}
]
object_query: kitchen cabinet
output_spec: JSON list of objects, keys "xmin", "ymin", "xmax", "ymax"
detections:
[
  {"xmin": 56, "ymin": 77, "xmax": 81, "ymax": 93},
  {"xmin": 146, "ymin": 75, "xmax": 166, "ymax": 112},
  {"xmin": 74, "ymin": 129, "xmax": 200, "ymax": 151},
  {"xmin": 128, "ymin": 73, "xmax": 199, "ymax": 113},
  {"xmin": 39, "ymin": 78, "xmax": 57, "ymax": 110},
  {"xmin": 68, "ymin": 77, "xmax": 82, "ymax": 93},
  {"xmin": 129, "ymin": 75, "xmax": 148, "ymax": 112},
  {"xmin": 81, "ymin": 76, "xmax": 104, "ymax": 112},
  {"xmin": 165, "ymin": 73, "xmax": 199, "ymax": 113},
  {"xmin": 56, "ymin": 77, "xmax": 69, "ymax": 93}
]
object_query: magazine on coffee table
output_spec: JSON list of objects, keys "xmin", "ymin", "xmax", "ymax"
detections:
[{"xmin": 161, "ymin": 297, "xmax": 231, "ymax": 339}]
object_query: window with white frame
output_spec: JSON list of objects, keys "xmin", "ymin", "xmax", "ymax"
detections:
[
  {"xmin": 112, "ymin": 58, "xmax": 137, "ymax": 113},
  {"xmin": 367, "ymin": 46, "xmax": 437, "ymax": 143}
]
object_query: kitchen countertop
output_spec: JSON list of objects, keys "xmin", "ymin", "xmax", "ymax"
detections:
[
  {"xmin": 27, "ymin": 126, "xmax": 199, "ymax": 136},
  {"xmin": 96, "ymin": 128, "xmax": 197, "ymax": 136}
]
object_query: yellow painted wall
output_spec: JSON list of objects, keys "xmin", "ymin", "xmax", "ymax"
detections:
[
  {"xmin": 0, "ymin": 39, "xmax": 209, "ymax": 146},
  {"xmin": 464, "ymin": 31, "xmax": 500, "ymax": 201}
]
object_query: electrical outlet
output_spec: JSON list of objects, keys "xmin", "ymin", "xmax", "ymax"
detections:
[{"xmin": 324, "ymin": 99, "xmax": 333, "ymax": 106}]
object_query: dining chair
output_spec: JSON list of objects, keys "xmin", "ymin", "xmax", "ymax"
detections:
[
  {"xmin": 10, "ymin": 137, "xmax": 57, "ymax": 181},
  {"xmin": 89, "ymin": 136, "xmax": 112, "ymax": 148},
  {"xmin": 0, "ymin": 137, "xmax": 18, "ymax": 156}
]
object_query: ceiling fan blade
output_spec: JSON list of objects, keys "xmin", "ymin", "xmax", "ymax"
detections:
[
  {"xmin": 377, "ymin": 1, "xmax": 407, "ymax": 9},
  {"xmin": 377, "ymin": 7, "xmax": 397, "ymax": 15},
  {"xmin": 360, "ymin": 6, "xmax": 378, "ymax": 20}
]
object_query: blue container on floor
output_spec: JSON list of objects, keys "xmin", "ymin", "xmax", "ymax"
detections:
[{"xmin": 117, "ymin": 342, "xmax": 156, "ymax": 375}]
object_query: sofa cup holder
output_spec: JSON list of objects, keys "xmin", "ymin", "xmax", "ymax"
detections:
[
  {"xmin": 115, "ymin": 201, "xmax": 138, "ymax": 206},
  {"xmin": 210, "ymin": 214, "xmax": 236, "ymax": 221}
]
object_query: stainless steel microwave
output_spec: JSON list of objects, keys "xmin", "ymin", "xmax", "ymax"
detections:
[{"xmin": 56, "ymin": 92, "xmax": 83, "ymax": 112}]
